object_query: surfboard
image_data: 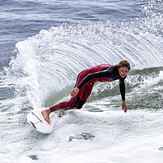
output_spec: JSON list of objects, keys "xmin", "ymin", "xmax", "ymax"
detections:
[{"xmin": 27, "ymin": 109, "xmax": 58, "ymax": 134}]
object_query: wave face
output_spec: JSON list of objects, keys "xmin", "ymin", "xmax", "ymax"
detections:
[{"xmin": 3, "ymin": 16, "xmax": 163, "ymax": 108}]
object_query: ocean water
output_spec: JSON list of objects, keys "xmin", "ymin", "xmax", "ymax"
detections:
[{"xmin": 0, "ymin": 0, "xmax": 163, "ymax": 162}]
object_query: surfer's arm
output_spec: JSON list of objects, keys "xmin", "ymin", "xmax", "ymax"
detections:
[
  {"xmin": 71, "ymin": 70, "xmax": 112, "ymax": 98},
  {"xmin": 119, "ymin": 78, "xmax": 125, "ymax": 101},
  {"xmin": 119, "ymin": 78, "xmax": 127, "ymax": 112},
  {"xmin": 77, "ymin": 70, "xmax": 112, "ymax": 89},
  {"xmin": 71, "ymin": 70, "xmax": 110, "ymax": 98}
]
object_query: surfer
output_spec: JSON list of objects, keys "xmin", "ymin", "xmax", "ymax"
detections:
[{"xmin": 42, "ymin": 60, "xmax": 130, "ymax": 124}]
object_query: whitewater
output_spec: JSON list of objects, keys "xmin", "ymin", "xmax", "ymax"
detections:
[{"xmin": 0, "ymin": 0, "xmax": 163, "ymax": 162}]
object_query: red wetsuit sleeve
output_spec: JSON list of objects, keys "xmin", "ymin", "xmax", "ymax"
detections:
[{"xmin": 77, "ymin": 69, "xmax": 113, "ymax": 89}]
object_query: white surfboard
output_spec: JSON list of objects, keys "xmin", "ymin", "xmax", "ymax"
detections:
[{"xmin": 27, "ymin": 109, "xmax": 58, "ymax": 134}]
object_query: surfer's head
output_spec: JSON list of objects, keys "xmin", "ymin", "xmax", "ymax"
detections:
[
  {"xmin": 115, "ymin": 60, "xmax": 130, "ymax": 78},
  {"xmin": 115, "ymin": 60, "xmax": 130, "ymax": 70}
]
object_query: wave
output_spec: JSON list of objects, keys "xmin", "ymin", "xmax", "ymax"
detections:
[{"xmin": 2, "ymin": 1, "xmax": 163, "ymax": 109}]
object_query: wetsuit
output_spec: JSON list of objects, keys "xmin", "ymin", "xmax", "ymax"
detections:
[{"xmin": 50, "ymin": 64, "xmax": 126, "ymax": 112}]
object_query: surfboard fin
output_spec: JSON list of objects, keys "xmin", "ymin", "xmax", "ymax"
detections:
[{"xmin": 30, "ymin": 121, "xmax": 36, "ymax": 129}]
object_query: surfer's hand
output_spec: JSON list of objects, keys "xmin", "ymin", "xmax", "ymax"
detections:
[
  {"xmin": 122, "ymin": 100, "xmax": 127, "ymax": 112},
  {"xmin": 71, "ymin": 87, "xmax": 79, "ymax": 98}
]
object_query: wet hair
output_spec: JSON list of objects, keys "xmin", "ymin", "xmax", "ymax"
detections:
[{"xmin": 115, "ymin": 60, "xmax": 130, "ymax": 70}]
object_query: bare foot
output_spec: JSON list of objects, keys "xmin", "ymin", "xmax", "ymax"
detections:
[{"xmin": 41, "ymin": 109, "xmax": 51, "ymax": 124}]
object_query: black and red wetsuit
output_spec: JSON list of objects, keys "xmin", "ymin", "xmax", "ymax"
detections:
[{"xmin": 50, "ymin": 64, "xmax": 126, "ymax": 112}]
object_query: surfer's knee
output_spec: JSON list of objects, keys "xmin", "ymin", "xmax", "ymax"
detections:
[
  {"xmin": 76, "ymin": 100, "xmax": 86, "ymax": 109},
  {"xmin": 69, "ymin": 97, "xmax": 86, "ymax": 109},
  {"xmin": 70, "ymin": 97, "xmax": 80, "ymax": 108}
]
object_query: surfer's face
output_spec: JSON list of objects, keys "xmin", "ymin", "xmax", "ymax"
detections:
[{"xmin": 118, "ymin": 67, "xmax": 129, "ymax": 78}]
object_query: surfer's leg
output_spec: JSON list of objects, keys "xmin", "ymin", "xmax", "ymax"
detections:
[
  {"xmin": 49, "ymin": 100, "xmax": 73, "ymax": 111},
  {"xmin": 74, "ymin": 67, "xmax": 94, "ymax": 87},
  {"xmin": 42, "ymin": 84, "xmax": 86, "ymax": 124},
  {"xmin": 42, "ymin": 96, "xmax": 83, "ymax": 124},
  {"xmin": 41, "ymin": 101, "xmax": 70, "ymax": 124},
  {"xmin": 42, "ymin": 69, "xmax": 92, "ymax": 123},
  {"xmin": 49, "ymin": 87, "xmax": 85, "ymax": 112},
  {"xmin": 76, "ymin": 82, "xmax": 95, "ymax": 109}
]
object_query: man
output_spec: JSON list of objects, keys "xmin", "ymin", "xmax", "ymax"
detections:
[{"xmin": 42, "ymin": 60, "xmax": 130, "ymax": 124}]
